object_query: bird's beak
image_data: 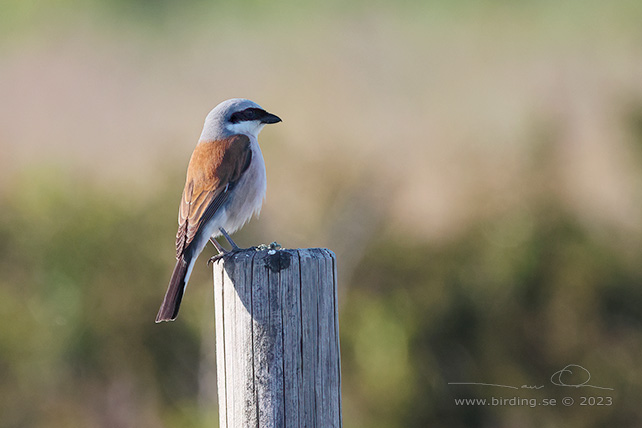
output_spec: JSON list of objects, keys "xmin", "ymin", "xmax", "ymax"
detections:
[{"xmin": 260, "ymin": 112, "xmax": 282, "ymax": 124}]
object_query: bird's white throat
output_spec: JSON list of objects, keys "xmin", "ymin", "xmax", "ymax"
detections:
[{"xmin": 225, "ymin": 120, "xmax": 266, "ymax": 139}]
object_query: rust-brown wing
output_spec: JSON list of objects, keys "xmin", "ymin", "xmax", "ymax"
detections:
[{"xmin": 175, "ymin": 134, "xmax": 252, "ymax": 258}]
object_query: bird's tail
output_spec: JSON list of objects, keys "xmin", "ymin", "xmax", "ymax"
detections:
[{"xmin": 156, "ymin": 256, "xmax": 193, "ymax": 322}]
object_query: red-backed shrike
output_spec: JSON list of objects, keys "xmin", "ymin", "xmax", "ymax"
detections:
[{"xmin": 156, "ymin": 98, "xmax": 281, "ymax": 322}]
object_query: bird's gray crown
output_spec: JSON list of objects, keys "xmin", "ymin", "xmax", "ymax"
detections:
[{"xmin": 200, "ymin": 98, "xmax": 264, "ymax": 141}]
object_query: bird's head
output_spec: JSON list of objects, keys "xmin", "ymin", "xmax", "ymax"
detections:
[{"xmin": 200, "ymin": 98, "xmax": 281, "ymax": 142}]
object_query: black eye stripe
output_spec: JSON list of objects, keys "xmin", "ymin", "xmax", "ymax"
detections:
[{"xmin": 230, "ymin": 108, "xmax": 265, "ymax": 123}]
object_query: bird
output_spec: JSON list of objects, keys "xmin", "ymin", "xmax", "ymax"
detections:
[{"xmin": 155, "ymin": 98, "xmax": 281, "ymax": 323}]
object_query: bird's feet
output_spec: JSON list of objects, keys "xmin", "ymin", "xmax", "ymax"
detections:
[
  {"xmin": 208, "ymin": 235, "xmax": 235, "ymax": 265},
  {"xmin": 207, "ymin": 245, "xmax": 259, "ymax": 265},
  {"xmin": 206, "ymin": 242, "xmax": 282, "ymax": 265}
]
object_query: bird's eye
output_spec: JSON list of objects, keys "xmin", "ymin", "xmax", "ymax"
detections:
[
  {"xmin": 231, "ymin": 108, "xmax": 263, "ymax": 123},
  {"xmin": 244, "ymin": 109, "xmax": 258, "ymax": 120}
]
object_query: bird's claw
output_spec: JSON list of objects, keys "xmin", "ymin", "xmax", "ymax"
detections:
[
  {"xmin": 207, "ymin": 251, "xmax": 232, "ymax": 265},
  {"xmin": 207, "ymin": 246, "xmax": 254, "ymax": 265}
]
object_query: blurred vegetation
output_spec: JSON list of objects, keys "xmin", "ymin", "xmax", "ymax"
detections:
[
  {"xmin": 0, "ymin": 168, "xmax": 212, "ymax": 427},
  {"xmin": 2, "ymin": 0, "xmax": 642, "ymax": 427},
  {"xmin": 2, "ymin": 163, "xmax": 642, "ymax": 427},
  {"xmin": 343, "ymin": 209, "xmax": 642, "ymax": 428}
]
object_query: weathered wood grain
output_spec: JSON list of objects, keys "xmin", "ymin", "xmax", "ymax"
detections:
[{"xmin": 213, "ymin": 248, "xmax": 341, "ymax": 428}]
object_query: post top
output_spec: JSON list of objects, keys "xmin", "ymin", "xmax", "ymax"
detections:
[{"xmin": 212, "ymin": 247, "xmax": 335, "ymax": 264}]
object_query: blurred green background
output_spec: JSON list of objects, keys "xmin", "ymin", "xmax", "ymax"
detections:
[{"xmin": 2, "ymin": 0, "xmax": 642, "ymax": 427}]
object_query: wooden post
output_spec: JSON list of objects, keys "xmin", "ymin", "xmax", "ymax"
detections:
[{"xmin": 212, "ymin": 248, "xmax": 342, "ymax": 428}]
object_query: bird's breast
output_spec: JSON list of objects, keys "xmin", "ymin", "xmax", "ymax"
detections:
[{"xmin": 219, "ymin": 141, "xmax": 266, "ymax": 234}]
